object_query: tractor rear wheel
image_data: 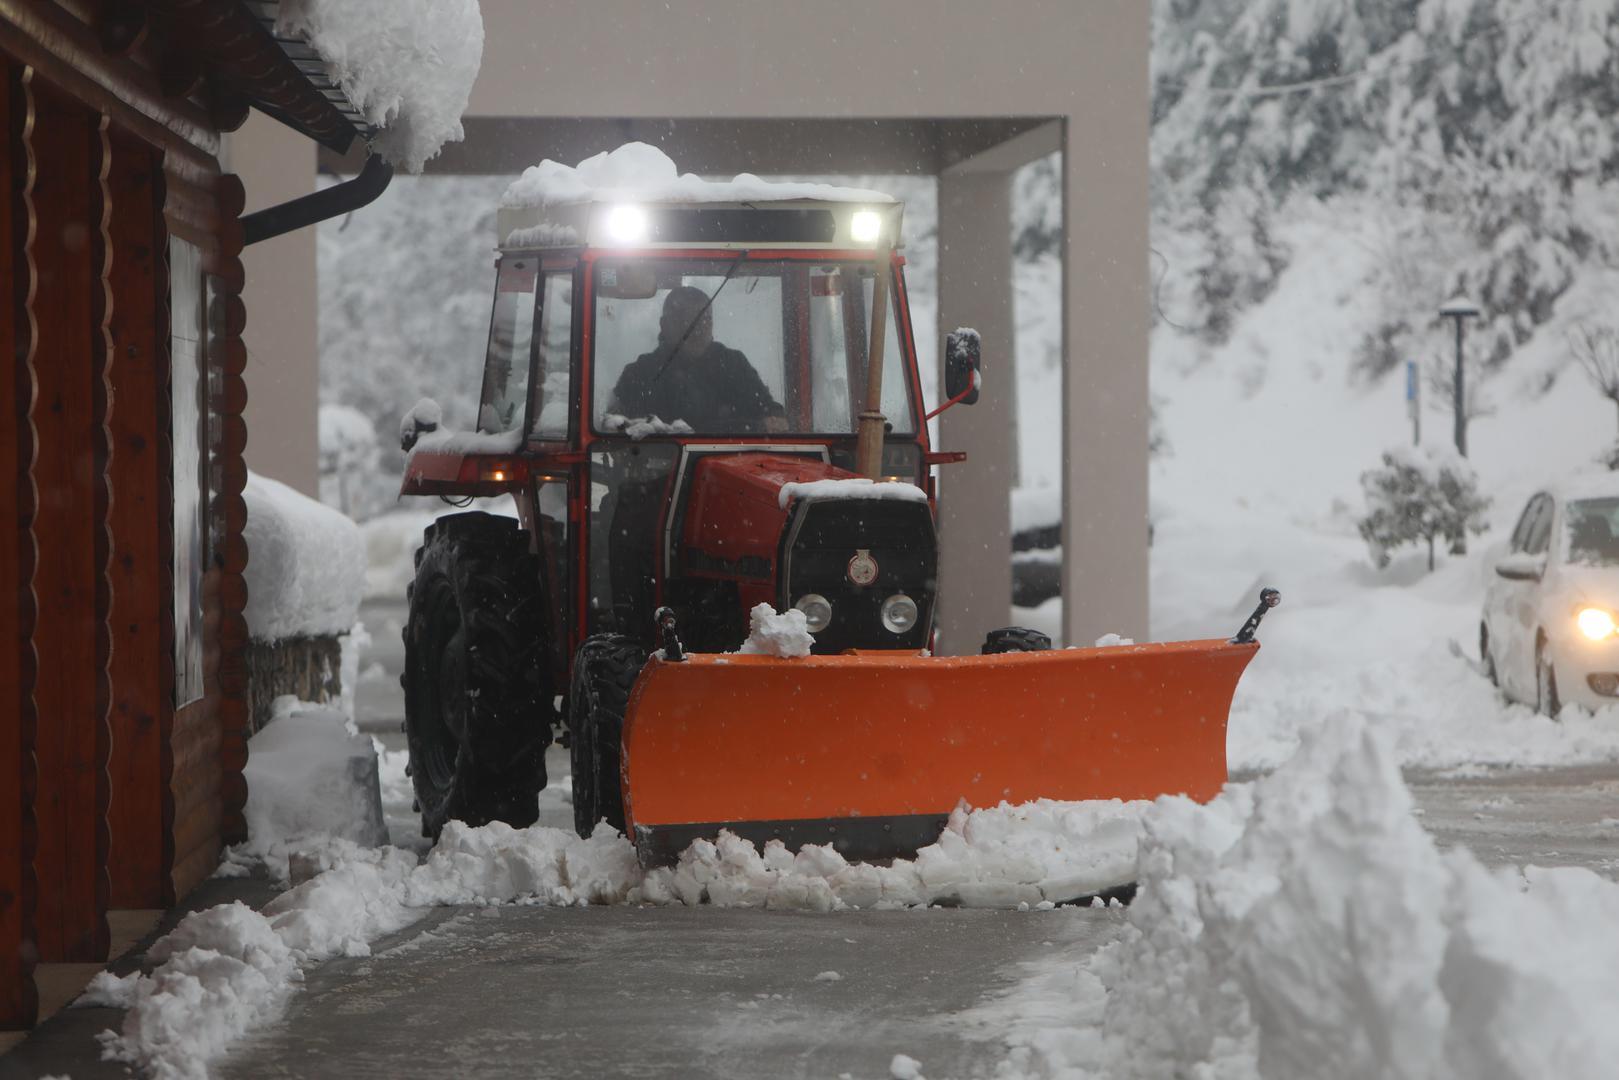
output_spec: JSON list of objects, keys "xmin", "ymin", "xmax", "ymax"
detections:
[
  {"xmin": 569, "ymin": 634, "xmax": 646, "ymax": 837},
  {"xmin": 404, "ymin": 512, "xmax": 551, "ymax": 839},
  {"xmin": 982, "ymin": 626, "xmax": 1053, "ymax": 654}
]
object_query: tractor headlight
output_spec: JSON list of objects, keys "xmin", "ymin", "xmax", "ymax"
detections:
[
  {"xmin": 794, "ymin": 594, "xmax": 833, "ymax": 634},
  {"xmin": 881, "ymin": 593, "xmax": 919, "ymax": 635},
  {"xmin": 1578, "ymin": 607, "xmax": 1616, "ymax": 641}
]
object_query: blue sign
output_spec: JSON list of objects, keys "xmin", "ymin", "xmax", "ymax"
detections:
[{"xmin": 1406, "ymin": 360, "xmax": 1417, "ymax": 401}]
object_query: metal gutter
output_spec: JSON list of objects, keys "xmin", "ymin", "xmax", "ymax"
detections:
[{"xmin": 242, "ymin": 152, "xmax": 393, "ymax": 245}]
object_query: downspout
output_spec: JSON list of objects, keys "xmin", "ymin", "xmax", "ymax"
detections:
[{"xmin": 242, "ymin": 152, "xmax": 393, "ymax": 246}]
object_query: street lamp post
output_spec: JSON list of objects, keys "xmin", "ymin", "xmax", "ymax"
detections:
[{"xmin": 1438, "ymin": 294, "xmax": 1481, "ymax": 457}]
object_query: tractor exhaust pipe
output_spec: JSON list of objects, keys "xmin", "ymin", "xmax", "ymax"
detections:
[{"xmin": 854, "ymin": 209, "xmax": 897, "ymax": 479}]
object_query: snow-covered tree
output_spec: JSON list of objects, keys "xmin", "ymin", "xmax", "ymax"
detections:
[
  {"xmin": 1358, "ymin": 446, "xmax": 1491, "ymax": 571},
  {"xmin": 1153, "ymin": 0, "xmax": 1619, "ymax": 377}
]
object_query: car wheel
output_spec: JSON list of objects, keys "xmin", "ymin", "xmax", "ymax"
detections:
[
  {"xmin": 1480, "ymin": 624, "xmax": 1498, "ymax": 687},
  {"xmin": 1535, "ymin": 636, "xmax": 1561, "ymax": 719}
]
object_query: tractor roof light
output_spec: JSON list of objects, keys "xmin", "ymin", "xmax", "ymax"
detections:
[
  {"xmin": 605, "ymin": 204, "xmax": 649, "ymax": 244},
  {"xmin": 850, "ymin": 209, "xmax": 883, "ymax": 244},
  {"xmin": 1578, "ymin": 607, "xmax": 1615, "ymax": 641}
]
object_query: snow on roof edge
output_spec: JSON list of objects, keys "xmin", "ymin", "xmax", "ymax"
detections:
[{"xmin": 277, "ymin": 0, "xmax": 485, "ymax": 174}]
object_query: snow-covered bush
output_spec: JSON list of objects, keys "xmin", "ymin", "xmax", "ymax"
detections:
[{"xmin": 1357, "ymin": 446, "xmax": 1491, "ymax": 571}]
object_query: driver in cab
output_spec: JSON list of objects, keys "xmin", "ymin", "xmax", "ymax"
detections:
[{"xmin": 609, "ymin": 285, "xmax": 788, "ymax": 434}]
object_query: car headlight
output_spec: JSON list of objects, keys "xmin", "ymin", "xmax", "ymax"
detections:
[
  {"xmin": 881, "ymin": 593, "xmax": 919, "ymax": 635},
  {"xmin": 794, "ymin": 593, "xmax": 833, "ymax": 634},
  {"xmin": 1577, "ymin": 607, "xmax": 1616, "ymax": 641}
]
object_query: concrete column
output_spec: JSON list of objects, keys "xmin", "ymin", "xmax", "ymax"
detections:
[
  {"xmin": 934, "ymin": 170, "xmax": 1014, "ymax": 655},
  {"xmin": 1061, "ymin": 2, "xmax": 1151, "ymax": 644},
  {"xmin": 224, "ymin": 112, "xmax": 319, "ymax": 496}
]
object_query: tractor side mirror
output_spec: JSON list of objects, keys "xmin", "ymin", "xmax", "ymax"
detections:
[
  {"xmin": 944, "ymin": 328, "xmax": 982, "ymax": 406},
  {"xmin": 400, "ymin": 397, "xmax": 442, "ymax": 452}
]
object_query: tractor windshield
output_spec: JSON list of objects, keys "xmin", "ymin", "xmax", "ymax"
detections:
[{"xmin": 591, "ymin": 258, "xmax": 916, "ymax": 437}]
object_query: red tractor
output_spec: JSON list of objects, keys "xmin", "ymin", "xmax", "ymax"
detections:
[{"xmin": 399, "ymin": 187, "xmax": 1266, "ymax": 865}]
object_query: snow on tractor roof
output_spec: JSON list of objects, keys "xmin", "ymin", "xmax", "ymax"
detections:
[
  {"xmin": 500, "ymin": 142, "xmax": 895, "ymax": 210},
  {"xmin": 495, "ymin": 143, "xmax": 903, "ymax": 251}
]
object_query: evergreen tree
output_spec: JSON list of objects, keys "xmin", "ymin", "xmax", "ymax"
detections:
[{"xmin": 1358, "ymin": 446, "xmax": 1491, "ymax": 571}]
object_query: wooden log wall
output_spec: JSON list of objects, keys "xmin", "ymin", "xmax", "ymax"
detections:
[
  {"xmin": 1, "ymin": 53, "xmax": 39, "ymax": 1032},
  {"xmin": 24, "ymin": 73, "xmax": 112, "ymax": 965},
  {"xmin": 103, "ymin": 124, "xmax": 168, "ymax": 910},
  {"xmin": 1, "ymin": 0, "xmax": 255, "ymax": 1026}
]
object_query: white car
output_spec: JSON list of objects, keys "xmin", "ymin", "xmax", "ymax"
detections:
[{"xmin": 1482, "ymin": 476, "xmax": 1619, "ymax": 715}]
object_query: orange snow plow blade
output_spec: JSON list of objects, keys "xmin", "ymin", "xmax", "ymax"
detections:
[{"xmin": 620, "ymin": 638, "xmax": 1258, "ymax": 866}]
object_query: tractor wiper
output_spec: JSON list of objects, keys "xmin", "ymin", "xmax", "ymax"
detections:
[{"xmin": 652, "ymin": 253, "xmax": 745, "ymax": 383}]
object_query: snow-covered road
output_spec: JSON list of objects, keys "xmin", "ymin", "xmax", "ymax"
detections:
[{"xmin": 216, "ymin": 904, "xmax": 1118, "ymax": 1080}]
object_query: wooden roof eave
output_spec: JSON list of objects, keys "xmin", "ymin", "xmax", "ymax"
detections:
[{"xmin": 136, "ymin": 0, "xmax": 368, "ymax": 154}]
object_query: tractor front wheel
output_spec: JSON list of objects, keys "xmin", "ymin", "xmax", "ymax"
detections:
[
  {"xmin": 569, "ymin": 634, "xmax": 646, "ymax": 838},
  {"xmin": 404, "ymin": 512, "xmax": 551, "ymax": 839}
]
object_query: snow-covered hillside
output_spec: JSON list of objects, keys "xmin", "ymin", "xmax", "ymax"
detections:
[{"xmin": 1148, "ymin": 199, "xmax": 1619, "ymax": 771}]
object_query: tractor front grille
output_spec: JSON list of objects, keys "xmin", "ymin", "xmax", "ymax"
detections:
[{"xmin": 780, "ymin": 498, "xmax": 937, "ymax": 653}]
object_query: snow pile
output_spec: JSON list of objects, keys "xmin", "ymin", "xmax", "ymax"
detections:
[
  {"xmin": 992, "ymin": 716, "xmax": 1619, "ymax": 1079},
  {"xmin": 242, "ymin": 472, "xmax": 365, "ymax": 641},
  {"xmin": 737, "ymin": 603, "xmax": 814, "ymax": 658},
  {"xmin": 88, "ymin": 902, "xmax": 302, "ymax": 1080},
  {"xmin": 91, "ymin": 846, "xmax": 422, "ymax": 1080},
  {"xmin": 777, "ymin": 477, "xmax": 929, "ymax": 510},
  {"xmin": 393, "ymin": 797, "xmax": 1143, "ymax": 912},
  {"xmin": 890, "ymin": 1054, "xmax": 926, "ymax": 1080},
  {"xmin": 641, "ymin": 799, "xmax": 1145, "ymax": 910},
  {"xmin": 502, "ymin": 142, "xmax": 895, "ymax": 209},
  {"xmin": 225, "ymin": 699, "xmax": 387, "ymax": 880},
  {"xmin": 598, "ymin": 412, "xmax": 695, "ymax": 440},
  {"xmin": 277, "ymin": 0, "xmax": 483, "ymax": 173}
]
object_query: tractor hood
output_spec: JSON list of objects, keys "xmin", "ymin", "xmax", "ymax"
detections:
[
  {"xmin": 677, "ymin": 453, "xmax": 852, "ymax": 581},
  {"xmin": 675, "ymin": 451, "xmax": 938, "ymax": 653}
]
